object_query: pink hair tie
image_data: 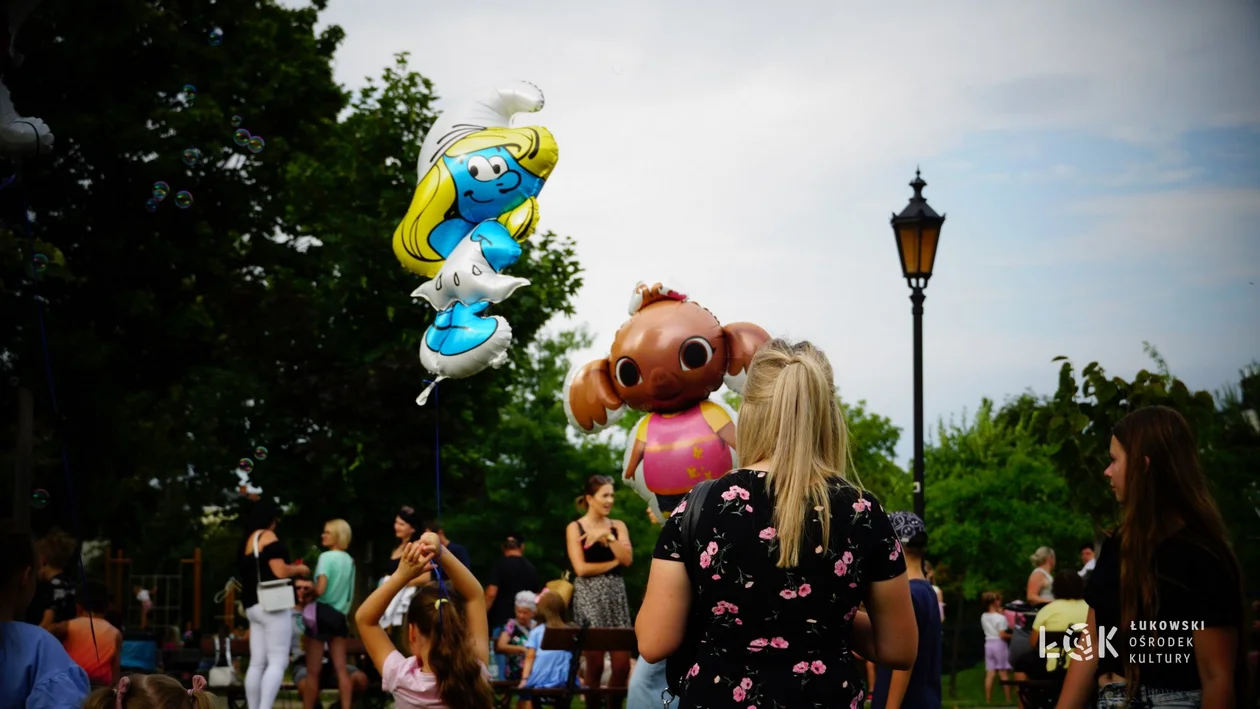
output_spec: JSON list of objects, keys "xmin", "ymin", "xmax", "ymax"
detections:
[
  {"xmin": 535, "ymin": 588, "xmax": 550, "ymax": 605},
  {"xmin": 189, "ymin": 675, "xmax": 207, "ymax": 697},
  {"xmin": 114, "ymin": 676, "xmax": 131, "ymax": 709}
]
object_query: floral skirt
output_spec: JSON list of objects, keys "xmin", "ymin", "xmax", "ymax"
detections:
[{"xmin": 572, "ymin": 574, "xmax": 631, "ymax": 628}]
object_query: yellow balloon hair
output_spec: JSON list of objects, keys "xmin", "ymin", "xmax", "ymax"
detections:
[{"xmin": 392, "ymin": 126, "xmax": 557, "ymax": 278}]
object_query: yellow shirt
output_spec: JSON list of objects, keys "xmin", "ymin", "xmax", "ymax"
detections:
[
  {"xmin": 1033, "ymin": 599, "xmax": 1090, "ymax": 672},
  {"xmin": 634, "ymin": 400, "xmax": 732, "ymax": 442}
]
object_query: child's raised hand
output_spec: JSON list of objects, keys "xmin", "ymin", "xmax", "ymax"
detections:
[
  {"xmin": 418, "ymin": 532, "xmax": 442, "ymax": 559},
  {"xmin": 396, "ymin": 541, "xmax": 435, "ymax": 580}
]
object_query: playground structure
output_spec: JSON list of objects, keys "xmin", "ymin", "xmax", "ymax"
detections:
[{"xmin": 104, "ymin": 546, "xmax": 203, "ymax": 631}]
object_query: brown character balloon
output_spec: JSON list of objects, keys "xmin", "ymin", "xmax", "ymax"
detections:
[{"xmin": 563, "ymin": 282, "xmax": 770, "ymax": 516}]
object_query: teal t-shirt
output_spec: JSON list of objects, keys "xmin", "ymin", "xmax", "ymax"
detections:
[{"xmin": 314, "ymin": 550, "xmax": 355, "ymax": 614}]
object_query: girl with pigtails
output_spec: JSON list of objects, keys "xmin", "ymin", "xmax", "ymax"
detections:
[
  {"xmin": 83, "ymin": 674, "xmax": 216, "ymax": 709},
  {"xmin": 355, "ymin": 532, "xmax": 495, "ymax": 709}
]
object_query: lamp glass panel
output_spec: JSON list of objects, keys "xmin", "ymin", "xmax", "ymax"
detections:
[{"xmin": 898, "ymin": 225, "xmax": 922, "ymax": 277}]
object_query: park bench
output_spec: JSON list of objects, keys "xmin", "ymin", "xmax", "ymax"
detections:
[
  {"xmin": 198, "ymin": 637, "xmax": 387, "ymax": 709},
  {"xmin": 493, "ymin": 624, "xmax": 636, "ymax": 709}
]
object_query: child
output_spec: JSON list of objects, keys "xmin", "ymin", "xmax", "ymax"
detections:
[
  {"xmin": 28, "ymin": 527, "xmax": 78, "ymax": 631},
  {"xmin": 872, "ymin": 512, "xmax": 942, "ymax": 709},
  {"xmin": 133, "ymin": 586, "xmax": 154, "ymax": 629},
  {"xmin": 517, "ymin": 590, "xmax": 577, "ymax": 709},
  {"xmin": 63, "ymin": 580, "xmax": 124, "ymax": 686},
  {"xmin": 84, "ymin": 674, "xmax": 216, "ymax": 709},
  {"xmin": 980, "ymin": 591, "xmax": 1012, "ymax": 704},
  {"xmin": 355, "ymin": 533, "xmax": 495, "ymax": 709},
  {"xmin": 496, "ymin": 591, "xmax": 537, "ymax": 682}
]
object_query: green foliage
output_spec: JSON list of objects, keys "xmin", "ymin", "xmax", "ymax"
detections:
[
  {"xmin": 1, "ymin": 0, "xmax": 347, "ymax": 567},
  {"xmin": 1041, "ymin": 352, "xmax": 1220, "ymax": 539},
  {"xmin": 925, "ymin": 400, "xmax": 1090, "ymax": 599},
  {"xmin": 1, "ymin": 7, "xmax": 586, "ymax": 614}
]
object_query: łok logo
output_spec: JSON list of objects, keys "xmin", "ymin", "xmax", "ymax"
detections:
[{"xmin": 1039, "ymin": 623, "xmax": 1118, "ymax": 663}]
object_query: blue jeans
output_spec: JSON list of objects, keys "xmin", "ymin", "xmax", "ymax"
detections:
[
  {"xmin": 1097, "ymin": 682, "xmax": 1201, "ymax": 708},
  {"xmin": 627, "ymin": 658, "xmax": 677, "ymax": 709}
]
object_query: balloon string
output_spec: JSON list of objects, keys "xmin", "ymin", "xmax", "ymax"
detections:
[
  {"xmin": 425, "ymin": 380, "xmax": 450, "ymax": 630},
  {"xmin": 7, "ymin": 168, "xmax": 97, "ymax": 660}
]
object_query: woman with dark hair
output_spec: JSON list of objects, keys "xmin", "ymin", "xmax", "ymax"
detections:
[
  {"xmin": 566, "ymin": 475, "xmax": 633, "ymax": 706},
  {"xmin": 238, "ymin": 499, "xmax": 310, "ymax": 709},
  {"xmin": 0, "ymin": 525, "xmax": 90, "ymax": 708},
  {"xmin": 378, "ymin": 506, "xmax": 424, "ymax": 654},
  {"xmin": 1058, "ymin": 405, "xmax": 1247, "ymax": 708}
]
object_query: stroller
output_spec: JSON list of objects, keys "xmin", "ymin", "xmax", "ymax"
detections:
[{"xmin": 1002, "ymin": 600, "xmax": 1070, "ymax": 709}]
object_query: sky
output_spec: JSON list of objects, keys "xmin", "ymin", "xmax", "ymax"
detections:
[{"xmin": 278, "ymin": 0, "xmax": 1260, "ymax": 465}]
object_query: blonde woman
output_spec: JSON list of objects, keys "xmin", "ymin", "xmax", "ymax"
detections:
[
  {"xmin": 1025, "ymin": 547, "xmax": 1056, "ymax": 603},
  {"xmin": 637, "ymin": 339, "xmax": 918, "ymax": 707},
  {"xmin": 303, "ymin": 519, "xmax": 356, "ymax": 709}
]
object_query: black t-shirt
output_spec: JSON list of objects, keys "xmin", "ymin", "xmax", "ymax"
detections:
[
  {"xmin": 486, "ymin": 555, "xmax": 541, "ymax": 628},
  {"xmin": 1084, "ymin": 529, "xmax": 1243, "ymax": 690},
  {"xmin": 238, "ymin": 534, "xmax": 290, "ymax": 608},
  {"xmin": 23, "ymin": 573, "xmax": 77, "ymax": 625}
]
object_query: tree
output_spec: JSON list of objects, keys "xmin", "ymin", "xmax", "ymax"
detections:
[
  {"xmin": 1040, "ymin": 348, "xmax": 1219, "ymax": 544},
  {"xmin": 1, "ymin": 0, "xmax": 588, "ymax": 617},
  {"xmin": 1, "ymin": 0, "xmax": 347, "ymax": 567},
  {"xmin": 924, "ymin": 399, "xmax": 1090, "ymax": 695}
]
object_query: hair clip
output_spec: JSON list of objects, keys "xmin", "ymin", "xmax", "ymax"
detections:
[
  {"xmin": 114, "ymin": 676, "xmax": 131, "ymax": 709},
  {"xmin": 434, "ymin": 598, "xmax": 450, "ymax": 611},
  {"xmin": 535, "ymin": 588, "xmax": 551, "ymax": 605}
]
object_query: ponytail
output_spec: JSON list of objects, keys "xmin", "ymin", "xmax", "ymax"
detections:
[
  {"xmin": 735, "ymin": 340, "xmax": 858, "ymax": 568},
  {"xmin": 408, "ymin": 584, "xmax": 495, "ymax": 709}
]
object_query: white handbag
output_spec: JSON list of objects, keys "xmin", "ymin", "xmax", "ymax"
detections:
[
  {"xmin": 253, "ymin": 532, "xmax": 296, "ymax": 613},
  {"xmin": 209, "ymin": 637, "xmax": 238, "ymax": 687}
]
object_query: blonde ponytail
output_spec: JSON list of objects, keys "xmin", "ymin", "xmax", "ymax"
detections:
[{"xmin": 736, "ymin": 340, "xmax": 859, "ymax": 568}]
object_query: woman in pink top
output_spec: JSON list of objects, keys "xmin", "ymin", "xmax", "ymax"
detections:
[{"xmin": 355, "ymin": 533, "xmax": 494, "ymax": 709}]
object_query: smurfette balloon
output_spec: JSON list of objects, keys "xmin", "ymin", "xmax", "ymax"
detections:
[{"xmin": 392, "ymin": 82, "xmax": 558, "ymax": 279}]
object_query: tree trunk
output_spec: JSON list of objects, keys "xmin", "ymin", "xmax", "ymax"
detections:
[{"xmin": 947, "ymin": 581, "xmax": 965, "ymax": 697}]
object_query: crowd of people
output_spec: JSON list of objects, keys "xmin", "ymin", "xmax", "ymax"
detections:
[{"xmin": 2, "ymin": 340, "xmax": 1255, "ymax": 709}]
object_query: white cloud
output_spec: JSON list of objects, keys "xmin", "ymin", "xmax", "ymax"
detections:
[{"xmin": 281, "ymin": 0, "xmax": 1260, "ymax": 461}]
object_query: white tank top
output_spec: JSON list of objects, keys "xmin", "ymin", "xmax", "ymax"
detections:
[{"xmin": 1034, "ymin": 567, "xmax": 1055, "ymax": 601}]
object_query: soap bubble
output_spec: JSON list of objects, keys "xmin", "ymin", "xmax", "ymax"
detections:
[
  {"xmin": 230, "ymin": 115, "xmax": 243, "ymax": 128},
  {"xmin": 247, "ymin": 136, "xmax": 265, "ymax": 154},
  {"xmin": 233, "ymin": 128, "xmax": 251, "ymax": 146},
  {"xmin": 145, "ymin": 199, "xmax": 159, "ymax": 212},
  {"xmin": 153, "ymin": 181, "xmax": 170, "ymax": 201},
  {"xmin": 31, "ymin": 489, "xmax": 50, "ymax": 509},
  {"xmin": 254, "ymin": 446, "xmax": 269, "ymax": 460},
  {"xmin": 183, "ymin": 84, "xmax": 197, "ymax": 101},
  {"xmin": 181, "ymin": 147, "xmax": 201, "ymax": 167},
  {"xmin": 174, "ymin": 191, "xmax": 194, "ymax": 209},
  {"xmin": 239, "ymin": 458, "xmax": 254, "ymax": 474},
  {"xmin": 32, "ymin": 253, "xmax": 49, "ymax": 273},
  {"xmin": 208, "ymin": 28, "xmax": 224, "ymax": 46}
]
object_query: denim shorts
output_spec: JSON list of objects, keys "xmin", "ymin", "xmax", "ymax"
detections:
[{"xmin": 1097, "ymin": 682, "xmax": 1201, "ymax": 708}]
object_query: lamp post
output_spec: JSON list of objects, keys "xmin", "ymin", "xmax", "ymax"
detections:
[{"xmin": 891, "ymin": 168, "xmax": 945, "ymax": 521}]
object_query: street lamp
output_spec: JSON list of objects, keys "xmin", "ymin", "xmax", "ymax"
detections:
[{"xmin": 891, "ymin": 168, "xmax": 945, "ymax": 521}]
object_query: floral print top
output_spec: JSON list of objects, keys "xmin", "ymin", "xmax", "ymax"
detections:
[{"xmin": 652, "ymin": 469, "xmax": 906, "ymax": 708}]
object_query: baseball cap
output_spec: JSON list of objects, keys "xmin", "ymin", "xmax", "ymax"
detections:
[{"xmin": 888, "ymin": 511, "xmax": 926, "ymax": 544}]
